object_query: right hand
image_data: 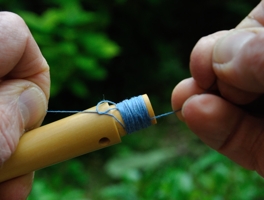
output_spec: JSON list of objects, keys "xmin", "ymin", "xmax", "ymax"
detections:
[{"xmin": 171, "ymin": 1, "xmax": 264, "ymax": 177}]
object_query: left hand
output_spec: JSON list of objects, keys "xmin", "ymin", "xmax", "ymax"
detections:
[{"xmin": 0, "ymin": 12, "xmax": 50, "ymax": 199}]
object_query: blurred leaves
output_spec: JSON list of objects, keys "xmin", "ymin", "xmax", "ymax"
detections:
[
  {"xmin": 105, "ymin": 148, "xmax": 176, "ymax": 179},
  {"xmin": 29, "ymin": 180, "xmax": 87, "ymax": 200},
  {"xmin": 17, "ymin": 0, "xmax": 120, "ymax": 98},
  {"xmin": 28, "ymin": 159, "xmax": 89, "ymax": 200},
  {"xmin": 95, "ymin": 149, "xmax": 264, "ymax": 200}
]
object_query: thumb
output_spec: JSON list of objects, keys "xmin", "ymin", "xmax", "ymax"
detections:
[
  {"xmin": 213, "ymin": 28, "xmax": 264, "ymax": 93},
  {"xmin": 0, "ymin": 80, "xmax": 47, "ymax": 164}
]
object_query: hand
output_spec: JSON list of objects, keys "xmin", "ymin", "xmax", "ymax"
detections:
[
  {"xmin": 0, "ymin": 12, "xmax": 50, "ymax": 199},
  {"xmin": 171, "ymin": 1, "xmax": 264, "ymax": 177}
]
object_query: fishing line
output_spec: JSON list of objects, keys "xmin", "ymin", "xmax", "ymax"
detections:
[
  {"xmin": 47, "ymin": 95, "xmax": 179, "ymax": 134},
  {"xmin": 47, "ymin": 82, "xmax": 216, "ymax": 134}
]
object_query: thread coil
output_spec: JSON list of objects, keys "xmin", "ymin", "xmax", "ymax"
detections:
[{"xmin": 116, "ymin": 96, "xmax": 152, "ymax": 134}]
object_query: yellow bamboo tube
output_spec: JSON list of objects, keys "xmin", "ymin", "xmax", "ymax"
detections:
[{"xmin": 0, "ymin": 94, "xmax": 156, "ymax": 183}]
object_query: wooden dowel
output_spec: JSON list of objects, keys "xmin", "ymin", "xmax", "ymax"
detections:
[{"xmin": 0, "ymin": 94, "xmax": 156, "ymax": 183}]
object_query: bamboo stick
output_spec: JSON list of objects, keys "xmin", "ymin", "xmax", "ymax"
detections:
[{"xmin": 0, "ymin": 94, "xmax": 156, "ymax": 183}]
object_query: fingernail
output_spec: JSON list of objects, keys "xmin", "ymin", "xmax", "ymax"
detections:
[
  {"xmin": 213, "ymin": 30, "xmax": 255, "ymax": 64},
  {"xmin": 19, "ymin": 87, "xmax": 47, "ymax": 129}
]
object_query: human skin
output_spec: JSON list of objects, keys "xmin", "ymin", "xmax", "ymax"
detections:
[
  {"xmin": 0, "ymin": 12, "xmax": 50, "ymax": 199},
  {"xmin": 171, "ymin": 0, "xmax": 264, "ymax": 177}
]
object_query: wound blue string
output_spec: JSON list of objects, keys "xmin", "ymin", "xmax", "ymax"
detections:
[
  {"xmin": 116, "ymin": 96, "xmax": 152, "ymax": 133},
  {"xmin": 47, "ymin": 95, "xmax": 178, "ymax": 134}
]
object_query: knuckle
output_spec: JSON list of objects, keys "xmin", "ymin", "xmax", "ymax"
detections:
[
  {"xmin": 242, "ymin": 32, "xmax": 264, "ymax": 91},
  {"xmin": 0, "ymin": 11, "xmax": 30, "ymax": 40},
  {"xmin": 0, "ymin": 11, "xmax": 26, "ymax": 26}
]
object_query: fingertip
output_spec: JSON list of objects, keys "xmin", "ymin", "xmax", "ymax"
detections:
[
  {"xmin": 181, "ymin": 94, "xmax": 220, "ymax": 148},
  {"xmin": 171, "ymin": 78, "xmax": 204, "ymax": 121},
  {"xmin": 171, "ymin": 81, "xmax": 184, "ymax": 121},
  {"xmin": 182, "ymin": 94, "xmax": 221, "ymax": 129},
  {"xmin": 181, "ymin": 94, "xmax": 246, "ymax": 150},
  {"xmin": 181, "ymin": 94, "xmax": 199, "ymax": 121}
]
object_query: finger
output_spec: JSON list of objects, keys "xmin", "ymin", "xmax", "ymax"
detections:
[
  {"xmin": 190, "ymin": 31, "xmax": 228, "ymax": 89},
  {"xmin": 182, "ymin": 94, "xmax": 264, "ymax": 176},
  {"xmin": 0, "ymin": 12, "xmax": 49, "ymax": 99},
  {"xmin": 236, "ymin": 1, "xmax": 264, "ymax": 29},
  {"xmin": 216, "ymin": 80, "xmax": 260, "ymax": 105},
  {"xmin": 0, "ymin": 172, "xmax": 34, "ymax": 200},
  {"xmin": 171, "ymin": 78, "xmax": 204, "ymax": 121},
  {"xmin": 213, "ymin": 28, "xmax": 264, "ymax": 94}
]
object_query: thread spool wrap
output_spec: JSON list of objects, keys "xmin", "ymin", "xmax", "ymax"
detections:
[{"xmin": 116, "ymin": 95, "xmax": 152, "ymax": 134}]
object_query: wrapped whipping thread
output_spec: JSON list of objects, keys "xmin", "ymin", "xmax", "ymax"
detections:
[{"xmin": 0, "ymin": 94, "xmax": 176, "ymax": 183}]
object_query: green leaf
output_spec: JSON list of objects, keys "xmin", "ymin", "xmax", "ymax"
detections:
[{"xmin": 82, "ymin": 33, "xmax": 120, "ymax": 59}]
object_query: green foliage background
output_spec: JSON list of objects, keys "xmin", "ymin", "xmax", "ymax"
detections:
[{"xmin": 1, "ymin": 0, "xmax": 264, "ymax": 199}]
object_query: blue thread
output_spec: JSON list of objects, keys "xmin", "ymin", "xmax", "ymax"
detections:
[
  {"xmin": 47, "ymin": 95, "xmax": 177, "ymax": 134},
  {"xmin": 153, "ymin": 110, "xmax": 180, "ymax": 119},
  {"xmin": 116, "ymin": 96, "xmax": 152, "ymax": 134},
  {"xmin": 95, "ymin": 100, "xmax": 126, "ymax": 130}
]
